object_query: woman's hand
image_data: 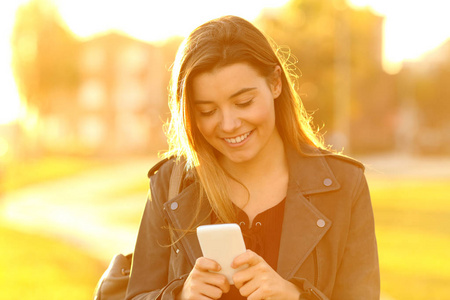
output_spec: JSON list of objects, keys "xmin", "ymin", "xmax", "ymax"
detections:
[
  {"xmin": 232, "ymin": 250, "xmax": 301, "ymax": 300},
  {"xmin": 177, "ymin": 257, "xmax": 230, "ymax": 300}
]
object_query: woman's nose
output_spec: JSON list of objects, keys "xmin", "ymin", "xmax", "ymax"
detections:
[{"xmin": 220, "ymin": 110, "xmax": 241, "ymax": 132}]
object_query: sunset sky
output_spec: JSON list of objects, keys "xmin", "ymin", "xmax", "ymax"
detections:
[{"xmin": 1, "ymin": 0, "xmax": 450, "ymax": 124}]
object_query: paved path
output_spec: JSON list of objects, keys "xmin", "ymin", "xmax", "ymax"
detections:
[
  {"xmin": 358, "ymin": 152, "xmax": 450, "ymax": 179},
  {"xmin": 1, "ymin": 156, "xmax": 159, "ymax": 263}
]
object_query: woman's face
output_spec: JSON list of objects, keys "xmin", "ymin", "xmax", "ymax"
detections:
[{"xmin": 191, "ymin": 63, "xmax": 282, "ymax": 165}]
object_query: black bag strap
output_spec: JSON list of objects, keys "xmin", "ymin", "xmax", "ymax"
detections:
[{"xmin": 168, "ymin": 161, "xmax": 184, "ymax": 201}]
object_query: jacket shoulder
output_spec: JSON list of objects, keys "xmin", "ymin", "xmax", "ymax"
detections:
[
  {"xmin": 147, "ymin": 156, "xmax": 190, "ymax": 185},
  {"xmin": 319, "ymin": 149, "xmax": 365, "ymax": 171},
  {"xmin": 147, "ymin": 157, "xmax": 173, "ymax": 178}
]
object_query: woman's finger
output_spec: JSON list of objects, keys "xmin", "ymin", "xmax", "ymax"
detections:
[
  {"xmin": 235, "ymin": 274, "xmax": 259, "ymax": 297},
  {"xmin": 232, "ymin": 249, "xmax": 262, "ymax": 268},
  {"xmin": 232, "ymin": 261, "xmax": 269, "ymax": 290},
  {"xmin": 182, "ymin": 273, "xmax": 229, "ymax": 299},
  {"xmin": 181, "ymin": 281, "xmax": 224, "ymax": 300},
  {"xmin": 194, "ymin": 256, "xmax": 221, "ymax": 272},
  {"xmin": 193, "ymin": 257, "xmax": 230, "ymax": 291}
]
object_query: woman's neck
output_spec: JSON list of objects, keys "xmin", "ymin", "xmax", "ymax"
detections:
[
  {"xmin": 220, "ymin": 131, "xmax": 287, "ymax": 184},
  {"xmin": 220, "ymin": 131, "xmax": 289, "ymax": 221}
]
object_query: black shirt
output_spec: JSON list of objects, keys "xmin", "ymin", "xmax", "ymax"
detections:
[{"xmin": 219, "ymin": 199, "xmax": 286, "ymax": 299}]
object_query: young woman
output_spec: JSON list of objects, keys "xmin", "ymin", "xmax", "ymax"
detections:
[{"xmin": 125, "ymin": 15, "xmax": 379, "ymax": 300}]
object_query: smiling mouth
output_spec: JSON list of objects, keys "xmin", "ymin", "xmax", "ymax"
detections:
[{"xmin": 224, "ymin": 131, "xmax": 252, "ymax": 144}]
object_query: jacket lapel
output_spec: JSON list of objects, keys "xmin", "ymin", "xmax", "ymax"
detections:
[{"xmin": 277, "ymin": 147, "xmax": 339, "ymax": 279}]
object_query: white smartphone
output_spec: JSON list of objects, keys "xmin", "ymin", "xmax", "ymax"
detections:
[{"xmin": 196, "ymin": 223, "xmax": 247, "ymax": 284}]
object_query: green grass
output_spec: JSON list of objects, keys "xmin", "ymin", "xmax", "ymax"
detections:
[
  {"xmin": 0, "ymin": 155, "xmax": 127, "ymax": 299},
  {"xmin": 0, "ymin": 225, "xmax": 106, "ymax": 300},
  {"xmin": 370, "ymin": 177, "xmax": 450, "ymax": 300}
]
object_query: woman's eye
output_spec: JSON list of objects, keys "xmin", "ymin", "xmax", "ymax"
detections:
[
  {"xmin": 199, "ymin": 109, "xmax": 216, "ymax": 116},
  {"xmin": 236, "ymin": 99, "xmax": 254, "ymax": 107}
]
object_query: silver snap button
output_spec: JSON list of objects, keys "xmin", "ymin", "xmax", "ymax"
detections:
[
  {"xmin": 170, "ymin": 202, "xmax": 179, "ymax": 210},
  {"xmin": 239, "ymin": 221, "xmax": 246, "ymax": 227},
  {"xmin": 323, "ymin": 178, "xmax": 332, "ymax": 186},
  {"xmin": 317, "ymin": 219, "xmax": 326, "ymax": 228},
  {"xmin": 255, "ymin": 222, "xmax": 262, "ymax": 227},
  {"xmin": 176, "ymin": 249, "xmax": 180, "ymax": 254}
]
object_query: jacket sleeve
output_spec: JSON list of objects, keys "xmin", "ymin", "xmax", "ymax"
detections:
[
  {"xmin": 125, "ymin": 182, "xmax": 187, "ymax": 300},
  {"xmin": 331, "ymin": 169, "xmax": 380, "ymax": 299}
]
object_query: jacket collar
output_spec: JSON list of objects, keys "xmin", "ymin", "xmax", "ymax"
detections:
[
  {"xmin": 286, "ymin": 145, "xmax": 340, "ymax": 195},
  {"xmin": 164, "ymin": 145, "xmax": 340, "ymax": 278}
]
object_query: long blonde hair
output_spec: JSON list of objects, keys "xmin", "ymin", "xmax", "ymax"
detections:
[{"xmin": 163, "ymin": 15, "xmax": 325, "ymax": 224}]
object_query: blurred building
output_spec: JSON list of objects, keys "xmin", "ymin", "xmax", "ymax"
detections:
[
  {"xmin": 40, "ymin": 32, "xmax": 168, "ymax": 156},
  {"xmin": 345, "ymin": 9, "xmax": 398, "ymax": 154},
  {"xmin": 399, "ymin": 39, "xmax": 450, "ymax": 154}
]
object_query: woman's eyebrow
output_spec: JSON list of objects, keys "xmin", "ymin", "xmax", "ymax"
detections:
[
  {"xmin": 193, "ymin": 87, "xmax": 257, "ymax": 104},
  {"xmin": 229, "ymin": 87, "xmax": 257, "ymax": 99}
]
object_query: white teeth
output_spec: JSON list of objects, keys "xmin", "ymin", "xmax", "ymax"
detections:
[{"xmin": 225, "ymin": 132, "xmax": 251, "ymax": 144}]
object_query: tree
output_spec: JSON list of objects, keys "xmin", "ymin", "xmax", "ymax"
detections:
[
  {"xmin": 257, "ymin": 0, "xmax": 395, "ymax": 153},
  {"xmin": 11, "ymin": 0, "xmax": 79, "ymax": 115}
]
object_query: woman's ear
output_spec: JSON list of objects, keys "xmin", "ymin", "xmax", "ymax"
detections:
[{"xmin": 271, "ymin": 65, "xmax": 282, "ymax": 99}]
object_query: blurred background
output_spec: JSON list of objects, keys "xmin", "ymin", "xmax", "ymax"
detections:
[{"xmin": 1, "ymin": 0, "xmax": 449, "ymax": 299}]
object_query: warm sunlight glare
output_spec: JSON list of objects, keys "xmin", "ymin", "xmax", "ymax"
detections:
[
  {"xmin": 0, "ymin": 137, "xmax": 9, "ymax": 156},
  {"xmin": 0, "ymin": 1, "xmax": 25, "ymax": 125},
  {"xmin": 1, "ymin": 0, "xmax": 450, "ymax": 125},
  {"xmin": 350, "ymin": 0, "xmax": 450, "ymax": 74},
  {"xmin": 0, "ymin": 0, "xmax": 290, "ymax": 125},
  {"xmin": 54, "ymin": 0, "xmax": 291, "ymax": 42}
]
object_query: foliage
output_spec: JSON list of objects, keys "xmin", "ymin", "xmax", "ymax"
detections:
[
  {"xmin": 400, "ymin": 48, "xmax": 450, "ymax": 154},
  {"xmin": 257, "ymin": 0, "xmax": 396, "ymax": 152},
  {"xmin": 11, "ymin": 0, "xmax": 80, "ymax": 114}
]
